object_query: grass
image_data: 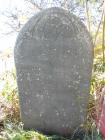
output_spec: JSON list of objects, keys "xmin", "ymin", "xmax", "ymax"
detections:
[{"xmin": 0, "ymin": 121, "xmax": 103, "ymax": 140}]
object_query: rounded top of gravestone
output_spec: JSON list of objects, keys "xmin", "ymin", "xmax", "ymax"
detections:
[{"xmin": 15, "ymin": 7, "xmax": 93, "ymax": 64}]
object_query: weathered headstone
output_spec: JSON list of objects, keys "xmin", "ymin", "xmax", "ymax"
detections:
[{"xmin": 14, "ymin": 7, "xmax": 93, "ymax": 137}]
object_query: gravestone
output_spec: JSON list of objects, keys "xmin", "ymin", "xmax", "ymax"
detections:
[{"xmin": 14, "ymin": 7, "xmax": 93, "ymax": 137}]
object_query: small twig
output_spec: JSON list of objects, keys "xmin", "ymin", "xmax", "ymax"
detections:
[
  {"xmin": 85, "ymin": 0, "xmax": 91, "ymax": 33},
  {"xmin": 93, "ymin": 11, "xmax": 104, "ymax": 46},
  {"xmin": 25, "ymin": 0, "xmax": 43, "ymax": 10},
  {"xmin": 102, "ymin": 13, "xmax": 105, "ymax": 66}
]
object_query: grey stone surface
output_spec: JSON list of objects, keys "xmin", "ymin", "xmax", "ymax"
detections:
[{"xmin": 14, "ymin": 7, "xmax": 93, "ymax": 136}]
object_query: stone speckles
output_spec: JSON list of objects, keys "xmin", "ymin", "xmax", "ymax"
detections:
[{"xmin": 14, "ymin": 7, "xmax": 93, "ymax": 137}]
